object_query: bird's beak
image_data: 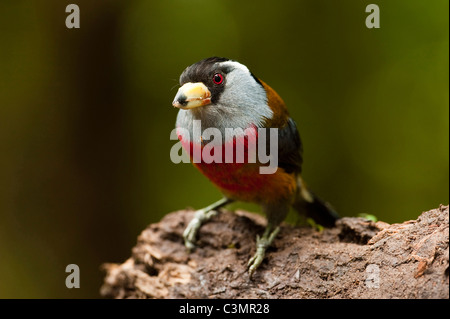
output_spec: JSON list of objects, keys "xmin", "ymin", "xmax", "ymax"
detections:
[{"xmin": 172, "ymin": 82, "xmax": 212, "ymax": 109}]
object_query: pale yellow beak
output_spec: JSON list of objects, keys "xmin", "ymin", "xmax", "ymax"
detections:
[{"xmin": 172, "ymin": 82, "xmax": 212, "ymax": 109}]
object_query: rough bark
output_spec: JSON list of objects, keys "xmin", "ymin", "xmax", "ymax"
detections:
[{"xmin": 101, "ymin": 205, "xmax": 449, "ymax": 299}]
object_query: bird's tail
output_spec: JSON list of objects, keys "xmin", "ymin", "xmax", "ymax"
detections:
[{"xmin": 293, "ymin": 176, "xmax": 339, "ymax": 228}]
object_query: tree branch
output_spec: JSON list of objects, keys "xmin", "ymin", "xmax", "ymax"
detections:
[{"xmin": 101, "ymin": 205, "xmax": 449, "ymax": 299}]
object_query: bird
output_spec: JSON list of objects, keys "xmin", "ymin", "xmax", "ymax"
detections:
[{"xmin": 172, "ymin": 57, "xmax": 339, "ymax": 278}]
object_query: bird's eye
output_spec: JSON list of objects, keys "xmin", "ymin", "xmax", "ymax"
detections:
[{"xmin": 213, "ymin": 73, "xmax": 224, "ymax": 85}]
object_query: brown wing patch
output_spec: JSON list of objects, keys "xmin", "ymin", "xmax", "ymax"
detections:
[{"xmin": 259, "ymin": 80, "xmax": 290, "ymax": 128}]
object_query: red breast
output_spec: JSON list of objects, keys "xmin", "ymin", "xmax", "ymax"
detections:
[{"xmin": 177, "ymin": 129, "xmax": 297, "ymax": 204}]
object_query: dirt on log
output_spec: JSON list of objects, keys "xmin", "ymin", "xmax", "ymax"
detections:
[{"xmin": 101, "ymin": 205, "xmax": 449, "ymax": 299}]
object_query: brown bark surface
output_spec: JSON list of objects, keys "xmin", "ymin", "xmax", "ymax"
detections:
[{"xmin": 101, "ymin": 205, "xmax": 449, "ymax": 299}]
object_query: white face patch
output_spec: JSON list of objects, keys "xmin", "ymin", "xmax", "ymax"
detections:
[
  {"xmin": 220, "ymin": 60, "xmax": 251, "ymax": 74},
  {"xmin": 176, "ymin": 60, "xmax": 273, "ymax": 143}
]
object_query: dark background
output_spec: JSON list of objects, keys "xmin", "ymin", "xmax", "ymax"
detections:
[{"xmin": 0, "ymin": 0, "xmax": 448, "ymax": 298}]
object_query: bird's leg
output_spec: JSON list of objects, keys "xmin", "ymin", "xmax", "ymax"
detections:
[
  {"xmin": 247, "ymin": 223, "xmax": 280, "ymax": 278},
  {"xmin": 247, "ymin": 203, "xmax": 288, "ymax": 278},
  {"xmin": 183, "ymin": 197, "xmax": 233, "ymax": 251}
]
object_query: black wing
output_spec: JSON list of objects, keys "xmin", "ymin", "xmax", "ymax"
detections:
[{"xmin": 276, "ymin": 118, "xmax": 303, "ymax": 174}]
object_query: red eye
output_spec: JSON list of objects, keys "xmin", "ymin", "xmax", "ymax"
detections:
[{"xmin": 213, "ymin": 73, "xmax": 224, "ymax": 85}]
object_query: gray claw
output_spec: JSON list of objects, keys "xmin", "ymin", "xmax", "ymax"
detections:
[
  {"xmin": 183, "ymin": 209, "xmax": 218, "ymax": 251},
  {"xmin": 247, "ymin": 226, "xmax": 280, "ymax": 279}
]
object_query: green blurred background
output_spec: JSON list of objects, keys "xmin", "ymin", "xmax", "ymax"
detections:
[{"xmin": 0, "ymin": 0, "xmax": 448, "ymax": 298}]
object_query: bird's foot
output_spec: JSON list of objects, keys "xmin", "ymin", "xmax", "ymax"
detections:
[
  {"xmin": 247, "ymin": 226, "xmax": 280, "ymax": 279},
  {"xmin": 183, "ymin": 209, "xmax": 218, "ymax": 251}
]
